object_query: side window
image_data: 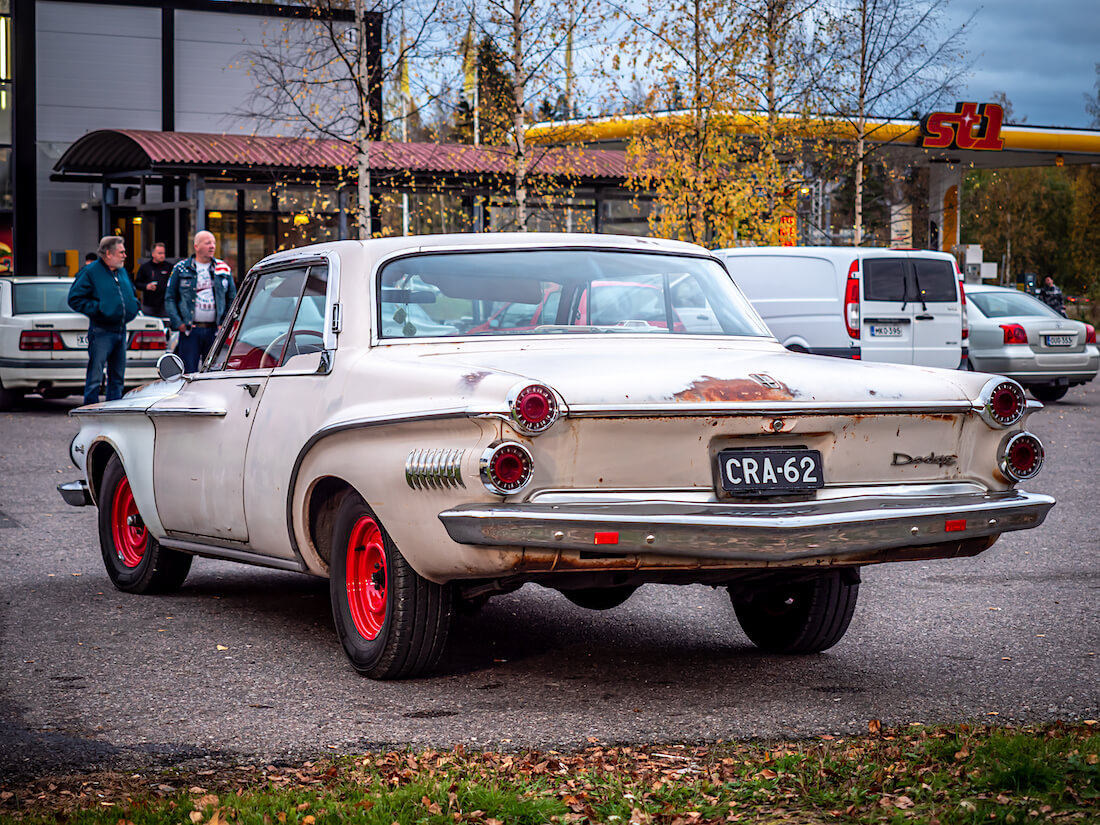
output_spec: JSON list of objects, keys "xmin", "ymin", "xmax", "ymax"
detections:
[
  {"xmin": 863, "ymin": 258, "xmax": 908, "ymax": 302},
  {"xmin": 272, "ymin": 266, "xmax": 328, "ymax": 367},
  {"xmin": 207, "ymin": 267, "xmax": 309, "ymax": 371},
  {"xmin": 912, "ymin": 258, "xmax": 958, "ymax": 302}
]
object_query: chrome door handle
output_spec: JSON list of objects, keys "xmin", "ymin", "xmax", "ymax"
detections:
[{"xmin": 238, "ymin": 382, "xmax": 261, "ymax": 398}]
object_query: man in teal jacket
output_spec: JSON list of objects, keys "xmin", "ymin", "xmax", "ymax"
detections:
[{"xmin": 67, "ymin": 236, "xmax": 140, "ymax": 405}]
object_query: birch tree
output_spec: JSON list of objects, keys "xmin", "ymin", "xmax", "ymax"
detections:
[
  {"xmin": 239, "ymin": 0, "xmax": 448, "ymax": 238},
  {"xmin": 818, "ymin": 0, "xmax": 972, "ymax": 245}
]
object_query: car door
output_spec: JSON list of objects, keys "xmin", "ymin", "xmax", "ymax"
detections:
[
  {"xmin": 860, "ymin": 256, "xmax": 915, "ymax": 364},
  {"xmin": 149, "ymin": 265, "xmax": 314, "ymax": 544},
  {"xmin": 908, "ymin": 255, "xmax": 963, "ymax": 369}
]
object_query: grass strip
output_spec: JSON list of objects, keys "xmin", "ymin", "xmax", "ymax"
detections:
[{"xmin": 1, "ymin": 722, "xmax": 1096, "ymax": 824}]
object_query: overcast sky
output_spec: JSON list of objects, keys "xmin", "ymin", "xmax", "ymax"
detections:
[{"xmin": 944, "ymin": 0, "xmax": 1099, "ymax": 128}]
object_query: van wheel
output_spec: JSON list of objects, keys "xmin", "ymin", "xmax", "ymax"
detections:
[
  {"xmin": 730, "ymin": 570, "xmax": 858, "ymax": 653},
  {"xmin": 1030, "ymin": 385, "xmax": 1068, "ymax": 403},
  {"xmin": 560, "ymin": 585, "xmax": 638, "ymax": 610},
  {"xmin": 330, "ymin": 493, "xmax": 454, "ymax": 679}
]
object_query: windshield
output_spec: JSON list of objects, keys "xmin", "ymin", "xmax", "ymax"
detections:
[
  {"xmin": 377, "ymin": 249, "xmax": 771, "ymax": 339},
  {"xmin": 969, "ymin": 290, "xmax": 1063, "ymax": 319},
  {"xmin": 13, "ymin": 282, "xmax": 72, "ymax": 314}
]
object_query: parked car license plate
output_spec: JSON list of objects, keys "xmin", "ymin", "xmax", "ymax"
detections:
[
  {"xmin": 870, "ymin": 325, "xmax": 903, "ymax": 337},
  {"xmin": 1045, "ymin": 335, "xmax": 1073, "ymax": 347},
  {"xmin": 717, "ymin": 448, "xmax": 824, "ymax": 494},
  {"xmin": 76, "ymin": 334, "xmax": 88, "ymax": 347}
]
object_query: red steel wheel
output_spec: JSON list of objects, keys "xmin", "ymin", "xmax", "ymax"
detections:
[
  {"xmin": 330, "ymin": 492, "xmax": 454, "ymax": 679},
  {"xmin": 111, "ymin": 475, "xmax": 147, "ymax": 568},
  {"xmin": 98, "ymin": 455, "xmax": 192, "ymax": 594},
  {"xmin": 345, "ymin": 516, "xmax": 388, "ymax": 641}
]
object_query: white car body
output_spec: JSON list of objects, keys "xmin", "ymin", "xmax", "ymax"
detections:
[
  {"xmin": 0, "ymin": 276, "xmax": 167, "ymax": 408},
  {"xmin": 59, "ymin": 234, "xmax": 1054, "ymax": 678}
]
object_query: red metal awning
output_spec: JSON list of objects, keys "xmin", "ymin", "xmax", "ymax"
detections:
[{"xmin": 53, "ymin": 129, "xmax": 630, "ymax": 182}]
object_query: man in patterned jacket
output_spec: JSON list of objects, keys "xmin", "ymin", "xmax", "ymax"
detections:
[{"xmin": 165, "ymin": 230, "xmax": 237, "ymax": 373}]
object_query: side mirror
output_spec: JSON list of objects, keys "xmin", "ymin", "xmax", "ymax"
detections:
[{"xmin": 156, "ymin": 352, "xmax": 186, "ymax": 381}]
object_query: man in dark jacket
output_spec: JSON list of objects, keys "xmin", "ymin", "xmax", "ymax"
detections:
[
  {"xmin": 165, "ymin": 230, "xmax": 236, "ymax": 373},
  {"xmin": 67, "ymin": 236, "xmax": 140, "ymax": 405},
  {"xmin": 1037, "ymin": 276, "xmax": 1068, "ymax": 317},
  {"xmin": 133, "ymin": 241, "xmax": 172, "ymax": 319}
]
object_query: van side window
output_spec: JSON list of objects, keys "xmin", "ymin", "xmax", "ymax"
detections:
[
  {"xmin": 912, "ymin": 258, "xmax": 958, "ymax": 302},
  {"xmin": 863, "ymin": 259, "xmax": 908, "ymax": 301}
]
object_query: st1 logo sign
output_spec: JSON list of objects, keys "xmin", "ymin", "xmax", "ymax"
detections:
[{"xmin": 919, "ymin": 102, "xmax": 1005, "ymax": 151}]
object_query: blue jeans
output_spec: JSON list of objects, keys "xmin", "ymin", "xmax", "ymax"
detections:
[
  {"xmin": 84, "ymin": 326, "xmax": 127, "ymax": 405},
  {"xmin": 177, "ymin": 325, "xmax": 217, "ymax": 373}
]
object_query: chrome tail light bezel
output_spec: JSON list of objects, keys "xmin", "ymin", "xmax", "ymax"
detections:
[
  {"xmin": 979, "ymin": 377, "xmax": 1027, "ymax": 428},
  {"xmin": 999, "ymin": 432, "xmax": 1044, "ymax": 481},
  {"xmin": 479, "ymin": 441, "xmax": 535, "ymax": 495},
  {"xmin": 507, "ymin": 382, "xmax": 562, "ymax": 435}
]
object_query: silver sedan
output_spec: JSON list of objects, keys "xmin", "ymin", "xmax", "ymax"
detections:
[{"xmin": 966, "ymin": 284, "xmax": 1098, "ymax": 402}]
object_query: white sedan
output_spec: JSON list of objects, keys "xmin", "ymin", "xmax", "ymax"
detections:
[
  {"xmin": 59, "ymin": 235, "xmax": 1054, "ymax": 679},
  {"xmin": 0, "ymin": 276, "xmax": 167, "ymax": 409}
]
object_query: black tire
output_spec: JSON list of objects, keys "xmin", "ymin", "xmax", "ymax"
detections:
[
  {"xmin": 730, "ymin": 570, "xmax": 858, "ymax": 654},
  {"xmin": 1030, "ymin": 384, "xmax": 1069, "ymax": 403},
  {"xmin": 329, "ymin": 493, "xmax": 453, "ymax": 679},
  {"xmin": 98, "ymin": 455, "xmax": 192, "ymax": 594},
  {"xmin": 561, "ymin": 585, "xmax": 638, "ymax": 610}
]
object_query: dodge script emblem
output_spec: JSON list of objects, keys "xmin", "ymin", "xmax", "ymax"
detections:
[{"xmin": 892, "ymin": 452, "xmax": 958, "ymax": 467}]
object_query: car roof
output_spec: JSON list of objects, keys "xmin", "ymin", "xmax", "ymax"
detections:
[
  {"xmin": 714, "ymin": 246, "xmax": 959, "ymax": 267},
  {"xmin": 0, "ymin": 276, "xmax": 75, "ymax": 285},
  {"xmin": 251, "ymin": 233, "xmax": 714, "ymax": 272}
]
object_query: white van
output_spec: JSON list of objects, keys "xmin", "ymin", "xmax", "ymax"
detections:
[{"xmin": 715, "ymin": 247, "xmax": 968, "ymax": 369}]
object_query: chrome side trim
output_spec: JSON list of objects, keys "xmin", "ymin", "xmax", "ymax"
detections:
[
  {"xmin": 57, "ymin": 479, "xmax": 92, "ymax": 507},
  {"xmin": 567, "ymin": 400, "xmax": 975, "ymax": 418},
  {"xmin": 438, "ymin": 489, "xmax": 1055, "ymax": 563},
  {"xmin": 158, "ymin": 537, "xmax": 306, "ymax": 573},
  {"xmin": 70, "ymin": 406, "xmax": 151, "ymax": 416},
  {"xmin": 406, "ymin": 448, "xmax": 467, "ymax": 490},
  {"xmin": 145, "ymin": 407, "xmax": 227, "ymax": 418},
  {"xmin": 285, "ymin": 407, "xmax": 472, "ymax": 563}
]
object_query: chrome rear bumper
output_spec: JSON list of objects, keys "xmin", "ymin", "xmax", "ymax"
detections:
[{"xmin": 438, "ymin": 488, "xmax": 1054, "ymax": 564}]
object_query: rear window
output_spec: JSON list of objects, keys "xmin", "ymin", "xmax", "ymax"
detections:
[
  {"xmin": 912, "ymin": 258, "xmax": 958, "ymax": 302},
  {"xmin": 13, "ymin": 282, "xmax": 72, "ymax": 314},
  {"xmin": 862, "ymin": 258, "xmax": 907, "ymax": 301},
  {"xmin": 969, "ymin": 290, "xmax": 1062, "ymax": 319}
]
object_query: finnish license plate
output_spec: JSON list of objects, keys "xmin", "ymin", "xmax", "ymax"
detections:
[
  {"xmin": 1045, "ymin": 335, "xmax": 1073, "ymax": 347},
  {"xmin": 870, "ymin": 325, "xmax": 903, "ymax": 337},
  {"xmin": 717, "ymin": 448, "xmax": 824, "ymax": 495},
  {"xmin": 76, "ymin": 334, "xmax": 88, "ymax": 347}
]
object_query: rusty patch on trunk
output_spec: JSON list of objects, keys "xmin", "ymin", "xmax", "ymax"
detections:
[
  {"xmin": 675, "ymin": 376, "xmax": 795, "ymax": 403},
  {"xmin": 460, "ymin": 370, "xmax": 492, "ymax": 389}
]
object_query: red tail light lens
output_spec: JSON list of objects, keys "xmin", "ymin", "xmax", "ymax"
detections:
[
  {"xmin": 509, "ymin": 383, "xmax": 559, "ymax": 434},
  {"xmin": 129, "ymin": 330, "xmax": 167, "ymax": 350},
  {"xmin": 19, "ymin": 331, "xmax": 63, "ymax": 350},
  {"xmin": 1000, "ymin": 323, "xmax": 1028, "ymax": 345},
  {"xmin": 958, "ymin": 279, "xmax": 969, "ymax": 339},
  {"xmin": 480, "ymin": 442, "xmax": 534, "ymax": 494},
  {"xmin": 844, "ymin": 260, "xmax": 860, "ymax": 339},
  {"xmin": 1000, "ymin": 432, "xmax": 1044, "ymax": 481},
  {"xmin": 1086, "ymin": 324, "xmax": 1096, "ymax": 345},
  {"xmin": 985, "ymin": 380, "xmax": 1026, "ymax": 426}
]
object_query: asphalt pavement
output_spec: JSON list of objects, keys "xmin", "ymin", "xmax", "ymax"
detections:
[{"xmin": 1, "ymin": 380, "xmax": 1097, "ymax": 780}]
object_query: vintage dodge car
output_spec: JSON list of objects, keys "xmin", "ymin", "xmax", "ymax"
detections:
[{"xmin": 59, "ymin": 234, "xmax": 1055, "ymax": 679}]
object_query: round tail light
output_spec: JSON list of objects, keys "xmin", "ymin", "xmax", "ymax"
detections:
[
  {"xmin": 480, "ymin": 442, "xmax": 534, "ymax": 494},
  {"xmin": 1000, "ymin": 432, "xmax": 1044, "ymax": 481},
  {"xmin": 982, "ymin": 379, "xmax": 1026, "ymax": 427},
  {"xmin": 509, "ymin": 384, "xmax": 559, "ymax": 434}
]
